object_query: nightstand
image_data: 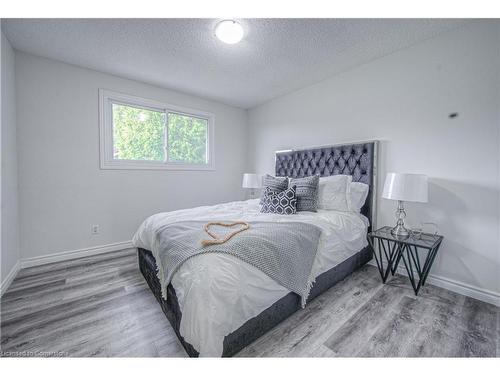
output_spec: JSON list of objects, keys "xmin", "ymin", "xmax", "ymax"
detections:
[{"xmin": 367, "ymin": 226, "xmax": 444, "ymax": 295}]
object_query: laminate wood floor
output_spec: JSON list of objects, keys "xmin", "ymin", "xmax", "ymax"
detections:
[{"xmin": 1, "ymin": 249, "xmax": 498, "ymax": 357}]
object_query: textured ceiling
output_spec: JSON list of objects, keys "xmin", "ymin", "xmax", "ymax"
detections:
[{"xmin": 2, "ymin": 18, "xmax": 468, "ymax": 108}]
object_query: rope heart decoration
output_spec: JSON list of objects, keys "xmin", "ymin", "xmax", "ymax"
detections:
[{"xmin": 201, "ymin": 221, "xmax": 250, "ymax": 247}]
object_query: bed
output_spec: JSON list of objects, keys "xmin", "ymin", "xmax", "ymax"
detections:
[{"xmin": 134, "ymin": 140, "xmax": 378, "ymax": 357}]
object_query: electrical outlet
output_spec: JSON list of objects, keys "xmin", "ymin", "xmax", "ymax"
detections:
[{"xmin": 91, "ymin": 224, "xmax": 100, "ymax": 235}]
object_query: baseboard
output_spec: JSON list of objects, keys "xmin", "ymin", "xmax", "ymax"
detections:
[
  {"xmin": 0, "ymin": 260, "xmax": 21, "ymax": 297},
  {"xmin": 369, "ymin": 260, "xmax": 500, "ymax": 307},
  {"xmin": 425, "ymin": 274, "xmax": 500, "ymax": 307},
  {"xmin": 20, "ymin": 240, "xmax": 134, "ymax": 269}
]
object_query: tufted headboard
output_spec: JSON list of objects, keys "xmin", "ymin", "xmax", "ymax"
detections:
[{"xmin": 275, "ymin": 141, "xmax": 378, "ymax": 230}]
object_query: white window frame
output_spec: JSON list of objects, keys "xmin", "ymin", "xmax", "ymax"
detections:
[{"xmin": 99, "ymin": 89, "xmax": 215, "ymax": 170}]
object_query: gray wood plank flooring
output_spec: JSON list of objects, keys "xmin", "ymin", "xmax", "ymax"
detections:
[{"xmin": 1, "ymin": 249, "xmax": 498, "ymax": 357}]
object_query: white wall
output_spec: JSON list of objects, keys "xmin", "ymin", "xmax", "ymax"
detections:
[
  {"xmin": 1, "ymin": 31, "xmax": 20, "ymax": 286},
  {"xmin": 15, "ymin": 52, "xmax": 247, "ymax": 260},
  {"xmin": 247, "ymin": 21, "xmax": 500, "ymax": 298}
]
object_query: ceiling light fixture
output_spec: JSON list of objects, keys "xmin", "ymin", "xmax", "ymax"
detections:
[{"xmin": 215, "ymin": 20, "xmax": 244, "ymax": 44}]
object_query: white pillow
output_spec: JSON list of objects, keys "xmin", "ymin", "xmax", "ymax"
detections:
[
  {"xmin": 317, "ymin": 175, "xmax": 352, "ymax": 211},
  {"xmin": 349, "ymin": 182, "xmax": 369, "ymax": 213}
]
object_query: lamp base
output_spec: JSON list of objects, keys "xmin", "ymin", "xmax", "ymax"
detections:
[
  {"xmin": 391, "ymin": 200, "xmax": 410, "ymax": 239},
  {"xmin": 391, "ymin": 223, "xmax": 410, "ymax": 239}
]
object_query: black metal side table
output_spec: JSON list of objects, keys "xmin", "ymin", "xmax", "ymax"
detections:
[{"xmin": 367, "ymin": 226, "xmax": 444, "ymax": 295}]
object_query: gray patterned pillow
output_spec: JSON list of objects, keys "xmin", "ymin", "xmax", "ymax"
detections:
[
  {"xmin": 260, "ymin": 186, "xmax": 297, "ymax": 215},
  {"xmin": 260, "ymin": 174, "xmax": 288, "ymax": 205},
  {"xmin": 289, "ymin": 175, "xmax": 320, "ymax": 212}
]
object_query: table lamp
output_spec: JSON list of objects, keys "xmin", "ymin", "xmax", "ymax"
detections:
[
  {"xmin": 242, "ymin": 173, "xmax": 262, "ymax": 198},
  {"xmin": 382, "ymin": 172, "xmax": 428, "ymax": 239}
]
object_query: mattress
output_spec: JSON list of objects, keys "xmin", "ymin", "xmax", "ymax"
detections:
[{"xmin": 132, "ymin": 198, "xmax": 369, "ymax": 356}]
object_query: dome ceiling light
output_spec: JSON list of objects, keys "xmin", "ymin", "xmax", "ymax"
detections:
[{"xmin": 215, "ymin": 20, "xmax": 244, "ymax": 44}]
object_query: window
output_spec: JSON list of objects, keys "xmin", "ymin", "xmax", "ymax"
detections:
[{"xmin": 99, "ymin": 89, "xmax": 214, "ymax": 170}]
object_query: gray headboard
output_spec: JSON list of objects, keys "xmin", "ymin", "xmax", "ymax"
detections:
[{"xmin": 275, "ymin": 141, "xmax": 378, "ymax": 230}]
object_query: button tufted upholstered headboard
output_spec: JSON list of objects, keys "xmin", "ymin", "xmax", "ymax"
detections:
[{"xmin": 275, "ymin": 141, "xmax": 378, "ymax": 230}]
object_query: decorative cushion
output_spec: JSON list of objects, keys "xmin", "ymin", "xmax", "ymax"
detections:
[
  {"xmin": 317, "ymin": 175, "xmax": 352, "ymax": 211},
  {"xmin": 260, "ymin": 186, "xmax": 297, "ymax": 215},
  {"xmin": 349, "ymin": 182, "xmax": 369, "ymax": 213},
  {"xmin": 289, "ymin": 175, "xmax": 320, "ymax": 212},
  {"xmin": 260, "ymin": 174, "xmax": 288, "ymax": 205}
]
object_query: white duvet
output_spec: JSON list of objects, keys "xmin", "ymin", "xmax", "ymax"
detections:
[{"xmin": 132, "ymin": 199, "xmax": 368, "ymax": 357}]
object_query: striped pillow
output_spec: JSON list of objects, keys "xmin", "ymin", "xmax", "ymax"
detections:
[
  {"xmin": 289, "ymin": 175, "xmax": 320, "ymax": 212},
  {"xmin": 260, "ymin": 174, "xmax": 288, "ymax": 205}
]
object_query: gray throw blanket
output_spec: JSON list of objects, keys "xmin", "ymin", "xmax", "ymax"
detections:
[{"xmin": 153, "ymin": 221, "xmax": 322, "ymax": 307}]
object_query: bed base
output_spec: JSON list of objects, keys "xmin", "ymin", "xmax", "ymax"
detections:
[{"xmin": 138, "ymin": 246, "xmax": 372, "ymax": 357}]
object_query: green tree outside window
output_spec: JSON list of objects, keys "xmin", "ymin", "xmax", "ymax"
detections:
[{"xmin": 112, "ymin": 104, "xmax": 208, "ymax": 164}]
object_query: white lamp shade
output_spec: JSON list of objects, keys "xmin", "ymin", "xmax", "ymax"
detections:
[
  {"xmin": 242, "ymin": 173, "xmax": 262, "ymax": 189},
  {"xmin": 382, "ymin": 173, "xmax": 428, "ymax": 203}
]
